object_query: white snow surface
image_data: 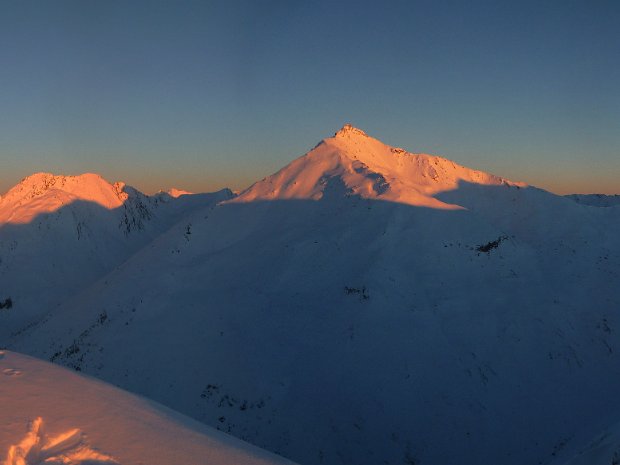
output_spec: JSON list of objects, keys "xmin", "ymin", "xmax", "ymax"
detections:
[
  {"xmin": 3, "ymin": 125, "xmax": 620, "ymax": 465},
  {"xmin": 0, "ymin": 350, "xmax": 296, "ymax": 465}
]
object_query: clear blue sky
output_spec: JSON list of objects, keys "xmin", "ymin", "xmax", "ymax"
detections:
[{"xmin": 1, "ymin": 0, "xmax": 618, "ymax": 195}]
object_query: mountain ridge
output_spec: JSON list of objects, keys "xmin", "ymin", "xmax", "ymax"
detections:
[
  {"xmin": 2, "ymin": 126, "xmax": 619, "ymax": 465},
  {"xmin": 4, "ymin": 126, "xmax": 615, "ymax": 217}
]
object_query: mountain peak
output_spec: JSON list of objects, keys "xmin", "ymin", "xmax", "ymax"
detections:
[
  {"xmin": 334, "ymin": 124, "xmax": 368, "ymax": 139},
  {"xmin": 166, "ymin": 188, "xmax": 193, "ymax": 198},
  {"xmin": 236, "ymin": 126, "xmax": 525, "ymax": 209}
]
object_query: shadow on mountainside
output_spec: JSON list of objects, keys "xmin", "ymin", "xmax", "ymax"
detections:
[
  {"xmin": 0, "ymin": 190, "xmax": 230, "ymax": 341},
  {"xmin": 2, "ymin": 179, "xmax": 620, "ymax": 465}
]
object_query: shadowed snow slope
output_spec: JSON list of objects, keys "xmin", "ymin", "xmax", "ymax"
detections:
[
  {"xmin": 549, "ymin": 419, "xmax": 620, "ymax": 465},
  {"xmin": 0, "ymin": 350, "xmax": 296, "ymax": 465},
  {"xmin": 4, "ymin": 127, "xmax": 620, "ymax": 465}
]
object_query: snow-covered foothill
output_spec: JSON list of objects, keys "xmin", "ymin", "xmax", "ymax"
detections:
[{"xmin": 0, "ymin": 173, "xmax": 232, "ymax": 341}]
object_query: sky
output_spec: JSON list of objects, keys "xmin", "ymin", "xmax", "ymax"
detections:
[{"xmin": 0, "ymin": 0, "xmax": 618, "ymax": 195}]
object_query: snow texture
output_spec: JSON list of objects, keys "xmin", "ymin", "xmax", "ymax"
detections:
[{"xmin": 4, "ymin": 417, "xmax": 119, "ymax": 465}]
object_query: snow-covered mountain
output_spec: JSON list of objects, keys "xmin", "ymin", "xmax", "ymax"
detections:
[
  {"xmin": 0, "ymin": 172, "xmax": 232, "ymax": 340},
  {"xmin": 237, "ymin": 124, "xmax": 524, "ymax": 209},
  {"xmin": 4, "ymin": 126, "xmax": 620, "ymax": 465},
  {"xmin": 0, "ymin": 350, "xmax": 296, "ymax": 465}
]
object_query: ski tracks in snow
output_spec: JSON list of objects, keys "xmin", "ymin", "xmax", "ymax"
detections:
[{"xmin": 4, "ymin": 417, "xmax": 120, "ymax": 465}]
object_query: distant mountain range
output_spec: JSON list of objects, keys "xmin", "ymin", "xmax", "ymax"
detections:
[
  {"xmin": 564, "ymin": 193, "xmax": 620, "ymax": 207},
  {"xmin": 1, "ymin": 126, "xmax": 619, "ymax": 465}
]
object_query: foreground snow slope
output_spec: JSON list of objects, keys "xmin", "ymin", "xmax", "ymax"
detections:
[
  {"xmin": 0, "ymin": 350, "xmax": 296, "ymax": 465},
  {"xmin": 6, "ymin": 126, "xmax": 620, "ymax": 465}
]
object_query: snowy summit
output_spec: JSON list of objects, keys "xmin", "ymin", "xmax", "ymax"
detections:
[
  {"xmin": 236, "ymin": 124, "xmax": 525, "ymax": 209},
  {"xmin": 334, "ymin": 123, "xmax": 369, "ymax": 138}
]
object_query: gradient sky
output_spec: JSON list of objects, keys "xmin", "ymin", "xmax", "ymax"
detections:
[{"xmin": 1, "ymin": 0, "xmax": 618, "ymax": 195}]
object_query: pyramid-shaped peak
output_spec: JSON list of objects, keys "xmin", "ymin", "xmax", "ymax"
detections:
[
  {"xmin": 334, "ymin": 124, "xmax": 368, "ymax": 138},
  {"xmin": 236, "ymin": 125, "xmax": 526, "ymax": 209}
]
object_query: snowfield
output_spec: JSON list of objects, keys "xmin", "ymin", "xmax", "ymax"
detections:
[
  {"xmin": 2, "ymin": 125, "xmax": 619, "ymax": 464},
  {"xmin": 0, "ymin": 350, "xmax": 296, "ymax": 465}
]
